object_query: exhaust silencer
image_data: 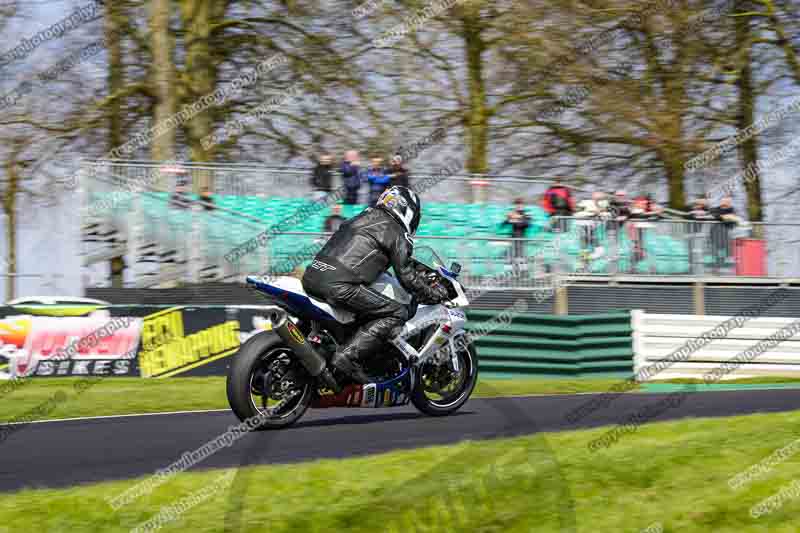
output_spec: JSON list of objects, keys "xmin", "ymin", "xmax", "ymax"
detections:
[{"xmin": 270, "ymin": 310, "xmax": 327, "ymax": 377}]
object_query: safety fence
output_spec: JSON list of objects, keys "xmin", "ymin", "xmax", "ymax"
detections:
[
  {"xmin": 468, "ymin": 311, "xmax": 633, "ymax": 378},
  {"xmin": 547, "ymin": 217, "xmax": 793, "ymax": 277},
  {"xmin": 80, "ymin": 215, "xmax": 798, "ymax": 290},
  {"xmin": 81, "ymin": 159, "xmax": 564, "ymax": 205},
  {"xmin": 632, "ymin": 312, "xmax": 800, "ymax": 381},
  {"xmin": 79, "ymin": 160, "xmax": 800, "ymax": 287}
]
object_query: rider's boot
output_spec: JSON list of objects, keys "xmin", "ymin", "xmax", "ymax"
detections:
[{"xmin": 331, "ymin": 329, "xmax": 382, "ymax": 385}]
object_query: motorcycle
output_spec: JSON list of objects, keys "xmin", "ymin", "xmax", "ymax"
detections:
[{"xmin": 226, "ymin": 246, "xmax": 478, "ymax": 429}]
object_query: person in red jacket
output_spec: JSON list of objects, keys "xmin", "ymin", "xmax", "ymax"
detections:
[{"xmin": 543, "ymin": 177, "xmax": 575, "ymax": 232}]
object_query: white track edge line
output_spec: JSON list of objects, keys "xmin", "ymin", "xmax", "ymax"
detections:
[
  {"xmin": 5, "ymin": 388, "xmax": 762, "ymax": 426},
  {"xmin": 1, "ymin": 408, "xmax": 232, "ymax": 426}
]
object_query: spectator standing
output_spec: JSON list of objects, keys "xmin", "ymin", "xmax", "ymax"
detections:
[
  {"xmin": 625, "ymin": 196, "xmax": 663, "ymax": 273},
  {"xmin": 684, "ymin": 198, "xmax": 716, "ymax": 274},
  {"xmin": 324, "ymin": 204, "xmax": 346, "ymax": 233},
  {"xmin": 543, "ymin": 177, "xmax": 575, "ymax": 232},
  {"xmin": 200, "ymin": 186, "xmax": 215, "ymax": 211},
  {"xmin": 610, "ymin": 190, "xmax": 631, "ymax": 224},
  {"xmin": 388, "ymin": 154, "xmax": 410, "ymax": 188},
  {"xmin": 710, "ymin": 196, "xmax": 741, "ymax": 272},
  {"xmin": 169, "ymin": 178, "xmax": 192, "ymax": 209},
  {"xmin": 574, "ymin": 191, "xmax": 610, "ymax": 260},
  {"xmin": 341, "ymin": 150, "xmax": 363, "ymax": 205},
  {"xmin": 502, "ymin": 198, "xmax": 531, "ymax": 275},
  {"xmin": 367, "ymin": 157, "xmax": 391, "ymax": 205},
  {"xmin": 607, "ymin": 190, "xmax": 631, "ymax": 269},
  {"xmin": 686, "ymin": 198, "xmax": 715, "ymax": 226},
  {"xmin": 310, "ymin": 153, "xmax": 334, "ymax": 200}
]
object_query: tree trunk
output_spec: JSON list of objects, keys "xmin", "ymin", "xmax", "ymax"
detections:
[
  {"xmin": 150, "ymin": 0, "xmax": 177, "ymax": 171},
  {"xmin": 664, "ymin": 153, "xmax": 688, "ymax": 211},
  {"xmin": 763, "ymin": 0, "xmax": 800, "ymax": 84},
  {"xmin": 106, "ymin": 0, "xmax": 127, "ymax": 289},
  {"xmin": 179, "ymin": 0, "xmax": 216, "ymax": 169},
  {"xmin": 106, "ymin": 1, "xmax": 124, "ymax": 153},
  {"xmin": 463, "ymin": 13, "xmax": 489, "ymax": 174},
  {"xmin": 2, "ymin": 162, "xmax": 18, "ymax": 300},
  {"xmin": 735, "ymin": 0, "xmax": 764, "ymax": 222}
]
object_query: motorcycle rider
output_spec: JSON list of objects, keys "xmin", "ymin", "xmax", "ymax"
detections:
[{"xmin": 302, "ymin": 186, "xmax": 449, "ymax": 384}]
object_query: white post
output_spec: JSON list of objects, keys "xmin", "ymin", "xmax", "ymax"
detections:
[
  {"xmin": 630, "ymin": 309, "xmax": 645, "ymax": 380},
  {"xmin": 188, "ymin": 204, "xmax": 202, "ymax": 283},
  {"xmin": 128, "ymin": 192, "xmax": 144, "ymax": 285}
]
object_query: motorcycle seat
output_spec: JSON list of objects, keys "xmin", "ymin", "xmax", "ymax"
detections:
[{"xmin": 246, "ymin": 275, "xmax": 356, "ymax": 324}]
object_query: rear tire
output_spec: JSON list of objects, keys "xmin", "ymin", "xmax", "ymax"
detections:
[
  {"xmin": 411, "ymin": 341, "xmax": 478, "ymax": 416},
  {"xmin": 226, "ymin": 331, "xmax": 313, "ymax": 430}
]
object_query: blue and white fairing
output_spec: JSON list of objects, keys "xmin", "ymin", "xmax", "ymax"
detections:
[
  {"xmin": 246, "ymin": 276, "xmax": 356, "ymax": 323},
  {"xmin": 245, "ymin": 272, "xmax": 412, "ymax": 324}
]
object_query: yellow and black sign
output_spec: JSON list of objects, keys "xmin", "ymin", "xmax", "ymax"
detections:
[{"xmin": 138, "ymin": 307, "xmax": 241, "ymax": 378}]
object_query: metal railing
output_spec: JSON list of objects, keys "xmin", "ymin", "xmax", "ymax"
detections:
[
  {"xmin": 80, "ymin": 207, "xmax": 798, "ymax": 288},
  {"xmin": 78, "ymin": 160, "xmax": 800, "ymax": 287},
  {"xmin": 81, "ymin": 159, "xmax": 581, "ymax": 206}
]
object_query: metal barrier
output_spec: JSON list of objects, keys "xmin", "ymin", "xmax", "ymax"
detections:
[
  {"xmin": 79, "ymin": 160, "xmax": 800, "ymax": 287},
  {"xmin": 549, "ymin": 217, "xmax": 796, "ymax": 278},
  {"xmin": 81, "ymin": 159, "xmax": 572, "ymax": 205},
  {"xmin": 632, "ymin": 311, "xmax": 800, "ymax": 380}
]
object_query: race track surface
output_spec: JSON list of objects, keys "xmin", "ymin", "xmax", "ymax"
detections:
[{"xmin": 2, "ymin": 389, "xmax": 800, "ymax": 493}]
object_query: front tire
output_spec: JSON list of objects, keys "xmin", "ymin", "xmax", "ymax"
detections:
[
  {"xmin": 226, "ymin": 332, "xmax": 313, "ymax": 430},
  {"xmin": 411, "ymin": 341, "xmax": 478, "ymax": 416}
]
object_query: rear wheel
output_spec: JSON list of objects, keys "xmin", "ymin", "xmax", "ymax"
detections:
[
  {"xmin": 226, "ymin": 332, "xmax": 313, "ymax": 430},
  {"xmin": 411, "ymin": 340, "xmax": 478, "ymax": 416}
]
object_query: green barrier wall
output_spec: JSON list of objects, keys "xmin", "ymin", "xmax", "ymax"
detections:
[{"xmin": 467, "ymin": 311, "xmax": 633, "ymax": 378}]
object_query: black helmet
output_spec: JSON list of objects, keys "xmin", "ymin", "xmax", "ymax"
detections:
[{"xmin": 376, "ymin": 186, "xmax": 421, "ymax": 235}]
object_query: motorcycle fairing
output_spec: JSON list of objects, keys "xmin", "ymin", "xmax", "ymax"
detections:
[
  {"xmin": 311, "ymin": 367, "xmax": 412, "ymax": 408},
  {"xmin": 246, "ymin": 276, "xmax": 356, "ymax": 324}
]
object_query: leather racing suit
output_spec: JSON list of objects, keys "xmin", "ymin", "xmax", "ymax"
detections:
[{"xmin": 302, "ymin": 206, "xmax": 448, "ymax": 383}]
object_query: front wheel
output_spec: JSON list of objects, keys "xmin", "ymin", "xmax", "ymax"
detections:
[
  {"xmin": 226, "ymin": 332, "xmax": 314, "ymax": 430},
  {"xmin": 411, "ymin": 340, "xmax": 478, "ymax": 416}
]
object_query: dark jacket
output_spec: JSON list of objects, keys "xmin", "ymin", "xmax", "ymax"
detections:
[
  {"xmin": 389, "ymin": 165, "xmax": 410, "ymax": 188},
  {"xmin": 340, "ymin": 161, "xmax": 362, "ymax": 191},
  {"xmin": 712, "ymin": 206, "xmax": 737, "ymax": 225},
  {"xmin": 303, "ymin": 207, "xmax": 447, "ymax": 304},
  {"xmin": 311, "ymin": 163, "xmax": 334, "ymax": 192},
  {"xmin": 502, "ymin": 208, "xmax": 531, "ymax": 239}
]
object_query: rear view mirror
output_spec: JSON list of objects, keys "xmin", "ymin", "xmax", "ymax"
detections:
[{"xmin": 450, "ymin": 262, "xmax": 462, "ymax": 275}]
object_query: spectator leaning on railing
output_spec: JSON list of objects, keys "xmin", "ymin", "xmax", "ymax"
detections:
[
  {"xmin": 574, "ymin": 191, "xmax": 611, "ymax": 259},
  {"xmin": 610, "ymin": 190, "xmax": 631, "ymax": 225},
  {"xmin": 169, "ymin": 177, "xmax": 192, "ymax": 209},
  {"xmin": 710, "ymin": 196, "xmax": 744, "ymax": 272},
  {"xmin": 199, "ymin": 186, "xmax": 215, "ymax": 211},
  {"xmin": 625, "ymin": 195, "xmax": 663, "ymax": 272},
  {"xmin": 501, "ymin": 198, "xmax": 532, "ymax": 273}
]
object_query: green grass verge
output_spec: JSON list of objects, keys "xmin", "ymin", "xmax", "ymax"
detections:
[
  {"xmin": 2, "ymin": 410, "xmax": 800, "ymax": 532},
  {"xmin": 0, "ymin": 376, "xmax": 639, "ymax": 424}
]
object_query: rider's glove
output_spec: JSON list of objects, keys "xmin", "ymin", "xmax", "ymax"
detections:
[{"xmin": 419, "ymin": 282, "xmax": 449, "ymax": 305}]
